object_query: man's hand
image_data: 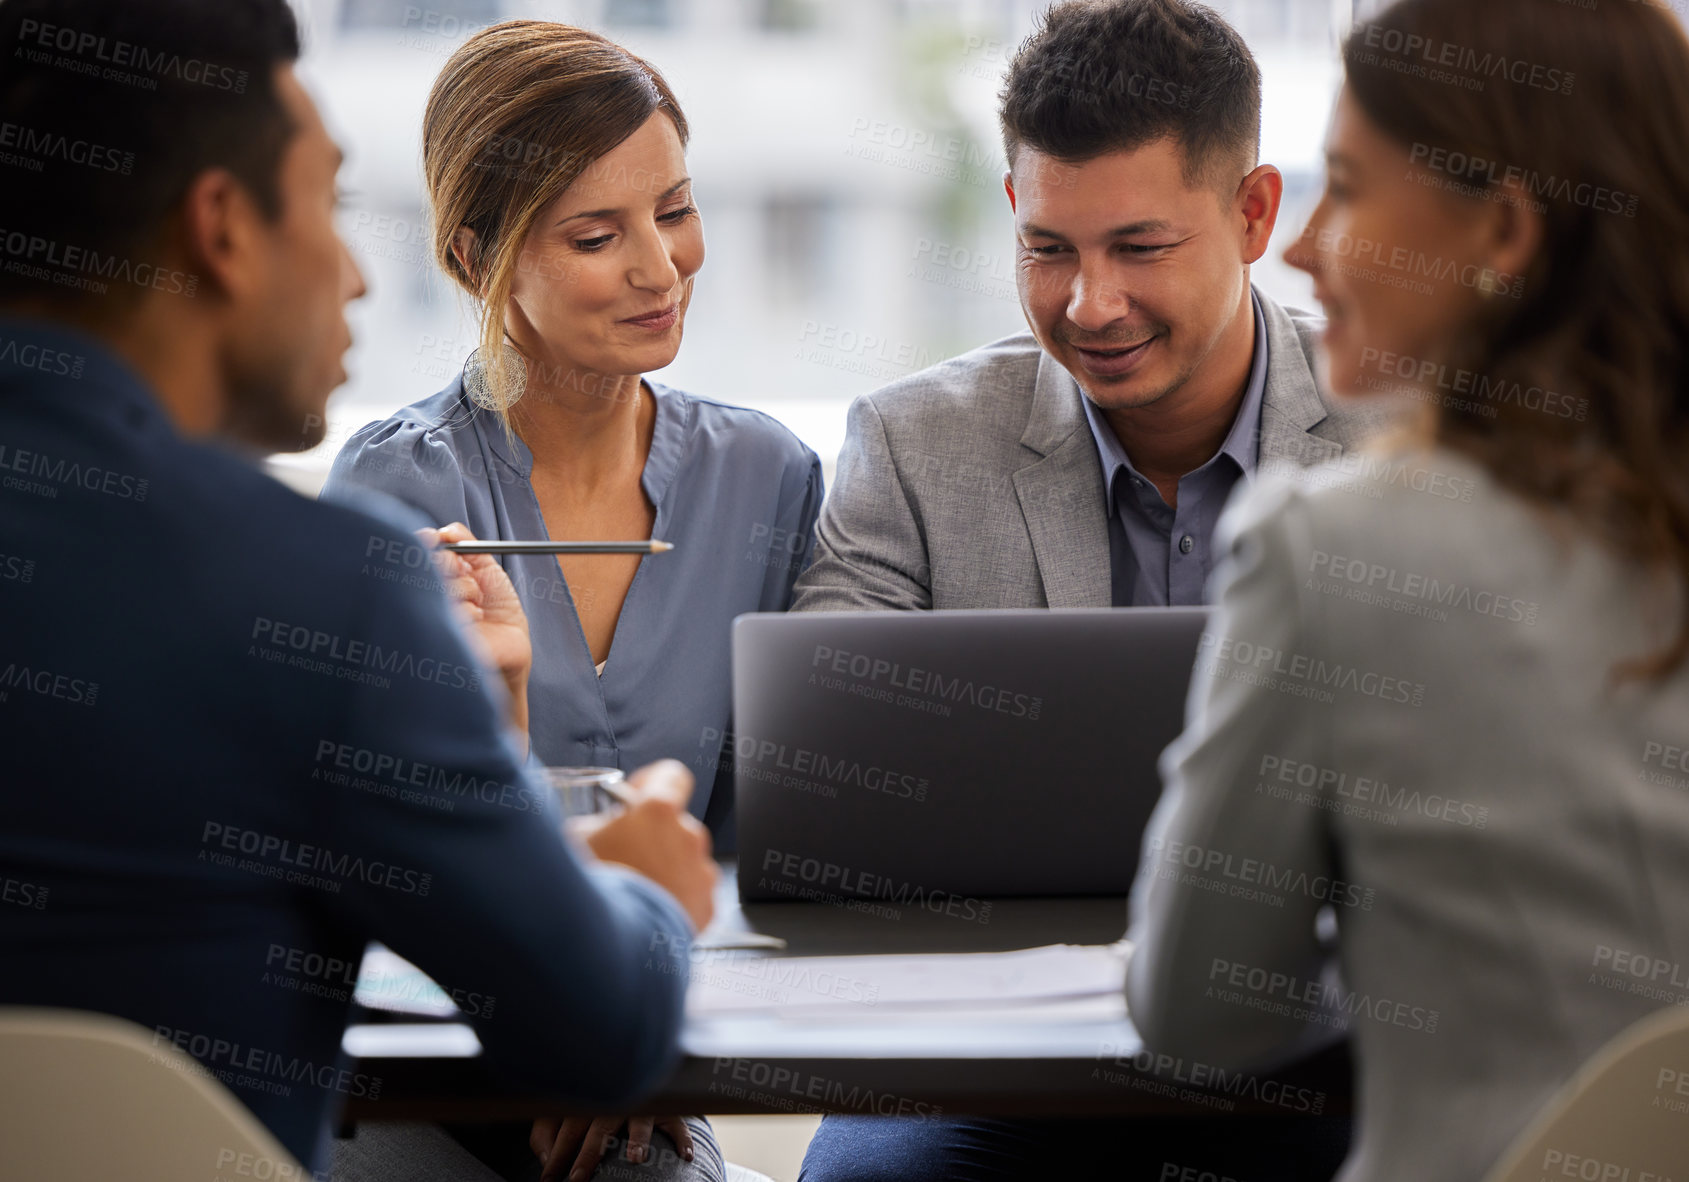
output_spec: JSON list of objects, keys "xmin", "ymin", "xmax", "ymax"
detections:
[
  {"xmin": 420, "ymin": 523, "xmax": 532, "ymax": 738},
  {"xmin": 530, "ymin": 1114, "xmax": 695, "ymax": 1182},
  {"xmin": 570, "ymin": 760, "xmax": 716, "ymax": 931}
]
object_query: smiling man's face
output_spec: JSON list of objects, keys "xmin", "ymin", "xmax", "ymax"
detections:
[{"xmin": 1008, "ymin": 138, "xmax": 1256, "ymax": 413}]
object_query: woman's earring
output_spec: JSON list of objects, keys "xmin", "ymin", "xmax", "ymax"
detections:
[{"xmin": 464, "ymin": 340, "xmax": 528, "ymax": 412}]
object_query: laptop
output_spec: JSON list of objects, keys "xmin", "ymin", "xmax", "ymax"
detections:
[{"xmin": 732, "ymin": 607, "xmax": 1209, "ymax": 901}]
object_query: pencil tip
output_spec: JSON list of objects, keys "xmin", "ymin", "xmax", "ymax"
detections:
[{"xmin": 653, "ymin": 540, "xmax": 675, "ymax": 552}]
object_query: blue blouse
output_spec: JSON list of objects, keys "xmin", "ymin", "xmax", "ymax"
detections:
[{"xmin": 321, "ymin": 376, "xmax": 823, "ymax": 844}]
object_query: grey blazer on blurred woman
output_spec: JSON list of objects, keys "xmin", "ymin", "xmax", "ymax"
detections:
[{"xmin": 1127, "ymin": 446, "xmax": 1689, "ymax": 1182}]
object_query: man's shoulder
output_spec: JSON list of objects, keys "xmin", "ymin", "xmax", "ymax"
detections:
[
  {"xmin": 855, "ymin": 331, "xmax": 1045, "ymax": 442},
  {"xmin": 184, "ymin": 444, "xmax": 437, "ymax": 600}
]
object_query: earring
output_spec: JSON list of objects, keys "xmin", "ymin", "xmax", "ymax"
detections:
[{"xmin": 463, "ymin": 340, "xmax": 528, "ymax": 412}]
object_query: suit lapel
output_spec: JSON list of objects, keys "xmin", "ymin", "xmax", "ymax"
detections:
[
  {"xmin": 1015, "ymin": 352, "xmax": 1111, "ymax": 608},
  {"xmin": 1256, "ymin": 293, "xmax": 1337, "ymax": 468}
]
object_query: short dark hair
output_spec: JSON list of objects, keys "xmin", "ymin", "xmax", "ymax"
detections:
[
  {"xmin": 0, "ymin": 0, "xmax": 301, "ymax": 308},
  {"xmin": 999, "ymin": 0, "xmax": 1261, "ymax": 188}
]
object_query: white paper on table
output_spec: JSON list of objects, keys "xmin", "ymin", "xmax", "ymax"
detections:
[
  {"xmin": 354, "ymin": 945, "xmax": 461, "ymax": 1017},
  {"xmin": 684, "ymin": 944, "xmax": 1128, "ymax": 1017}
]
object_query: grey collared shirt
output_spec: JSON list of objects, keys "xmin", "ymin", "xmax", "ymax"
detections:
[{"xmin": 1082, "ymin": 291, "xmax": 1269, "ymax": 607}]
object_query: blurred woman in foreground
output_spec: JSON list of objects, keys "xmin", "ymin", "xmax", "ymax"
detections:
[{"xmin": 1126, "ymin": 1, "xmax": 1689, "ymax": 1179}]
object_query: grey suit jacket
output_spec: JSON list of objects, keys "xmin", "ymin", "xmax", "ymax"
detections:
[
  {"xmin": 1126, "ymin": 447, "xmax": 1689, "ymax": 1182},
  {"xmin": 793, "ymin": 289, "xmax": 1391, "ymax": 611}
]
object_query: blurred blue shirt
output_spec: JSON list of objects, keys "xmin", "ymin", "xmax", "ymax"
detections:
[
  {"xmin": 321, "ymin": 376, "xmax": 823, "ymax": 844},
  {"xmin": 0, "ymin": 319, "xmax": 693, "ymax": 1174},
  {"xmin": 1083, "ymin": 291, "xmax": 1269, "ymax": 607}
]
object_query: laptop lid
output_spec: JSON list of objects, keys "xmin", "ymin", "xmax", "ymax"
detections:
[{"xmin": 732, "ymin": 607, "xmax": 1208, "ymax": 902}]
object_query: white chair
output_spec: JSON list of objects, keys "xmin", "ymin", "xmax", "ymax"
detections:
[
  {"xmin": 1484, "ymin": 1006, "xmax": 1689, "ymax": 1181},
  {"xmin": 0, "ymin": 1006, "xmax": 308, "ymax": 1182}
]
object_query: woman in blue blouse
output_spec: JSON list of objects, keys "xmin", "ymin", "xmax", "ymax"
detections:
[
  {"xmin": 323, "ymin": 20, "xmax": 818, "ymax": 1182},
  {"xmin": 323, "ymin": 22, "xmax": 820, "ymax": 849}
]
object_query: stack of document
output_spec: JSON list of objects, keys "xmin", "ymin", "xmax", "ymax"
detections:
[
  {"xmin": 353, "ymin": 942, "xmax": 1133, "ymax": 1025},
  {"xmin": 683, "ymin": 944, "xmax": 1130, "ymax": 1023}
]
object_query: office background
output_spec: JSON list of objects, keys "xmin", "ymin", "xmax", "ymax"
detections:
[{"xmin": 268, "ymin": 0, "xmax": 1419, "ymax": 495}]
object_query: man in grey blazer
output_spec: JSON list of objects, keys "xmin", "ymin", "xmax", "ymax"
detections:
[
  {"xmin": 793, "ymin": 296, "xmax": 1382, "ymax": 613},
  {"xmin": 793, "ymin": 2, "xmax": 1385, "ymax": 1180}
]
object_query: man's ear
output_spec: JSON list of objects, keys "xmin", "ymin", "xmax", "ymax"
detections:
[
  {"xmin": 1003, "ymin": 170, "xmax": 1017, "ymax": 213},
  {"xmin": 450, "ymin": 225, "xmax": 481, "ymax": 289},
  {"xmin": 1235, "ymin": 164, "xmax": 1284, "ymax": 266},
  {"xmin": 178, "ymin": 167, "xmax": 265, "ymax": 304}
]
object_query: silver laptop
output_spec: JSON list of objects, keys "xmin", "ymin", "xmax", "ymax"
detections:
[{"xmin": 732, "ymin": 607, "xmax": 1209, "ymax": 901}]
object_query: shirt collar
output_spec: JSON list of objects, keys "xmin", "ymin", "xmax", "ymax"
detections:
[
  {"xmin": 475, "ymin": 374, "xmax": 689, "ymax": 511},
  {"xmin": 1082, "ymin": 289, "xmax": 1270, "ymax": 515}
]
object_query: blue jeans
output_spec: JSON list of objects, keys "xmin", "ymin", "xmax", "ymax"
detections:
[{"xmin": 798, "ymin": 1113, "xmax": 1350, "ymax": 1182}]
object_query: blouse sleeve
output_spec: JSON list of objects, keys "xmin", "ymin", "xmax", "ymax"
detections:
[
  {"xmin": 319, "ymin": 416, "xmax": 473, "ymax": 531},
  {"xmin": 1125, "ymin": 473, "xmax": 1345, "ymax": 1070},
  {"xmin": 761, "ymin": 443, "xmax": 825, "ymax": 611}
]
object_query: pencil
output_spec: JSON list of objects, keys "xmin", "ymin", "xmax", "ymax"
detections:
[{"xmin": 441, "ymin": 540, "xmax": 674, "ymax": 555}]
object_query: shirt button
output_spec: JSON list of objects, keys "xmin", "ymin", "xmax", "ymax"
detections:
[{"xmin": 1179, "ymin": 534, "xmax": 1195, "ymax": 555}]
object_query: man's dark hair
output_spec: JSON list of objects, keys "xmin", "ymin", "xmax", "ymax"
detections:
[
  {"xmin": 0, "ymin": 0, "xmax": 301, "ymax": 307},
  {"xmin": 999, "ymin": 0, "xmax": 1261, "ymax": 188}
]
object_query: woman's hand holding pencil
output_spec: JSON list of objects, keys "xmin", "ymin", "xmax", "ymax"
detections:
[{"xmin": 420, "ymin": 522, "xmax": 534, "ymax": 741}]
